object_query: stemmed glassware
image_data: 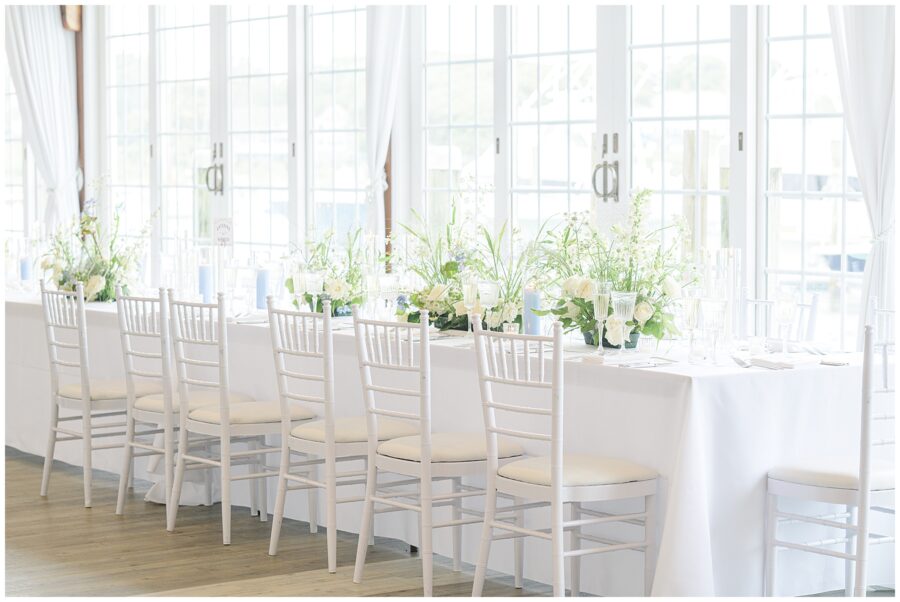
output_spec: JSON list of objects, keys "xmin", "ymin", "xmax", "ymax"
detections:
[
  {"xmin": 377, "ymin": 273, "xmax": 398, "ymax": 320},
  {"xmin": 773, "ymin": 289, "xmax": 797, "ymax": 354},
  {"xmin": 591, "ymin": 280, "xmax": 612, "ymax": 355},
  {"xmin": 610, "ymin": 291, "xmax": 637, "ymax": 354},
  {"xmin": 462, "ymin": 277, "xmax": 479, "ymax": 334},
  {"xmin": 701, "ymin": 298, "xmax": 727, "ymax": 365},
  {"xmin": 304, "ymin": 271, "xmax": 324, "ymax": 313},
  {"xmin": 478, "ymin": 280, "xmax": 500, "ymax": 328},
  {"xmin": 683, "ymin": 286, "xmax": 703, "ymax": 363}
]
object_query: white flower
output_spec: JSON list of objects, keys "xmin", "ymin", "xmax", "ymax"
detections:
[
  {"xmin": 634, "ymin": 301, "xmax": 654, "ymax": 325},
  {"xmin": 453, "ymin": 299, "xmax": 483, "ymax": 317},
  {"xmin": 564, "ymin": 300, "xmax": 581, "ymax": 320},
  {"xmin": 40, "ymin": 257, "xmax": 53, "ymax": 271},
  {"xmin": 426, "ymin": 284, "xmax": 450, "ymax": 302},
  {"xmin": 498, "ymin": 301, "xmax": 519, "ymax": 323},
  {"xmin": 324, "ymin": 278, "xmax": 351, "ymax": 300},
  {"xmin": 662, "ymin": 276, "xmax": 681, "ymax": 299},
  {"xmin": 604, "ymin": 315, "xmax": 633, "ymax": 347},
  {"xmin": 83, "ymin": 275, "xmax": 106, "ymax": 301},
  {"xmin": 485, "ymin": 310, "xmax": 503, "ymax": 329},
  {"xmin": 396, "ymin": 311, "xmax": 410, "ymax": 323},
  {"xmin": 562, "ymin": 276, "xmax": 592, "ymax": 299}
]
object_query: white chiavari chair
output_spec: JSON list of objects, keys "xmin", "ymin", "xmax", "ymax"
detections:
[
  {"xmin": 266, "ymin": 298, "xmax": 419, "ymax": 572},
  {"xmin": 351, "ymin": 307, "xmax": 525, "ymax": 596},
  {"xmin": 764, "ymin": 318, "xmax": 895, "ymax": 596},
  {"xmin": 40, "ymin": 281, "xmax": 163, "ymax": 507},
  {"xmin": 166, "ymin": 291, "xmax": 316, "ymax": 545},
  {"xmin": 471, "ymin": 319, "xmax": 660, "ymax": 597},
  {"xmin": 743, "ymin": 289, "xmax": 820, "ymax": 343}
]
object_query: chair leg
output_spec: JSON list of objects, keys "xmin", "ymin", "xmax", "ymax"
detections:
[
  {"xmin": 764, "ymin": 492, "xmax": 777, "ymax": 596},
  {"xmin": 82, "ymin": 406, "xmax": 93, "ymax": 508},
  {"xmin": 128, "ymin": 452, "xmax": 135, "ymax": 490},
  {"xmin": 249, "ymin": 439, "xmax": 259, "ymax": 517},
  {"xmin": 221, "ymin": 435, "xmax": 232, "ymax": 545},
  {"xmin": 326, "ymin": 457, "xmax": 338, "ymax": 573},
  {"xmin": 116, "ymin": 412, "xmax": 136, "ymax": 515},
  {"xmin": 307, "ymin": 458, "xmax": 319, "ymax": 534},
  {"xmin": 268, "ymin": 447, "xmax": 290, "ymax": 556},
  {"xmin": 420, "ymin": 472, "xmax": 434, "ymax": 597},
  {"xmin": 167, "ymin": 426, "xmax": 189, "ymax": 531},
  {"xmin": 570, "ymin": 502, "xmax": 581, "ymax": 597},
  {"xmin": 451, "ymin": 477, "xmax": 462, "ymax": 572},
  {"xmin": 203, "ymin": 440, "xmax": 213, "ymax": 506},
  {"xmin": 551, "ymin": 499, "xmax": 565, "ymax": 597},
  {"xmin": 353, "ymin": 459, "xmax": 378, "ymax": 584},
  {"xmin": 258, "ymin": 436, "xmax": 268, "ymax": 522},
  {"xmin": 472, "ymin": 484, "xmax": 497, "ymax": 597},
  {"xmin": 40, "ymin": 403, "xmax": 59, "ymax": 497},
  {"xmin": 844, "ymin": 505, "xmax": 857, "ymax": 596},
  {"xmin": 162, "ymin": 422, "xmax": 175, "ymax": 523},
  {"xmin": 514, "ymin": 496, "xmax": 524, "ymax": 589},
  {"xmin": 644, "ymin": 494, "xmax": 658, "ymax": 596}
]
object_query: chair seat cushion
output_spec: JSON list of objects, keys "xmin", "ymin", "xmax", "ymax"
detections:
[
  {"xmin": 769, "ymin": 462, "xmax": 895, "ymax": 491},
  {"xmin": 497, "ymin": 454, "xmax": 657, "ymax": 487},
  {"xmin": 189, "ymin": 401, "xmax": 316, "ymax": 425},
  {"xmin": 59, "ymin": 379, "xmax": 162, "ymax": 401},
  {"xmin": 291, "ymin": 416, "xmax": 419, "ymax": 443},
  {"xmin": 376, "ymin": 433, "xmax": 523, "ymax": 463},
  {"xmin": 134, "ymin": 390, "xmax": 255, "ymax": 413}
]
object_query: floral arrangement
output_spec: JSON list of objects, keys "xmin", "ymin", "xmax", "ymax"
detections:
[
  {"xmin": 41, "ymin": 195, "xmax": 149, "ymax": 302},
  {"xmin": 284, "ymin": 228, "xmax": 366, "ymax": 315},
  {"xmin": 537, "ymin": 190, "xmax": 688, "ymax": 346}
]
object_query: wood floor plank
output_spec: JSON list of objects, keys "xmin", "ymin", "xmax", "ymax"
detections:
[{"xmin": 5, "ymin": 447, "xmax": 545, "ymax": 597}]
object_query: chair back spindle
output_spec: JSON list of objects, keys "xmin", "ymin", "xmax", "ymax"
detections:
[
  {"xmin": 40, "ymin": 281, "xmax": 91, "ymax": 402},
  {"xmin": 116, "ymin": 287, "xmax": 172, "ymax": 413}
]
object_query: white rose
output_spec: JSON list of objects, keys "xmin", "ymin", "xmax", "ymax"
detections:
[
  {"xmin": 324, "ymin": 278, "xmax": 351, "ymax": 300},
  {"xmin": 427, "ymin": 284, "xmax": 450, "ymax": 302},
  {"xmin": 499, "ymin": 302, "xmax": 519, "ymax": 323},
  {"xmin": 574, "ymin": 278, "xmax": 593, "ymax": 299},
  {"xmin": 634, "ymin": 301, "xmax": 654, "ymax": 325},
  {"xmin": 453, "ymin": 299, "xmax": 483, "ymax": 317},
  {"xmin": 604, "ymin": 316, "xmax": 633, "ymax": 347},
  {"xmin": 84, "ymin": 274, "xmax": 106, "ymax": 301},
  {"xmin": 485, "ymin": 310, "xmax": 502, "ymax": 329},
  {"xmin": 662, "ymin": 276, "xmax": 681, "ymax": 299},
  {"xmin": 565, "ymin": 300, "xmax": 581, "ymax": 320},
  {"xmin": 562, "ymin": 276, "xmax": 581, "ymax": 297}
]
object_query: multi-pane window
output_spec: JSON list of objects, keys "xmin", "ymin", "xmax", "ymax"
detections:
[
  {"xmin": 307, "ymin": 6, "xmax": 367, "ymax": 238},
  {"xmin": 157, "ymin": 7, "xmax": 211, "ymax": 249},
  {"xmin": 105, "ymin": 7, "xmax": 151, "ymax": 236},
  {"xmin": 763, "ymin": 5, "xmax": 866, "ymax": 347},
  {"xmin": 4, "ymin": 76, "xmax": 25, "ymax": 236},
  {"xmin": 508, "ymin": 6, "xmax": 598, "ymax": 237},
  {"xmin": 228, "ymin": 6, "xmax": 290, "ymax": 259},
  {"xmin": 629, "ymin": 5, "xmax": 731, "ymax": 252},
  {"xmin": 422, "ymin": 6, "xmax": 494, "ymax": 228}
]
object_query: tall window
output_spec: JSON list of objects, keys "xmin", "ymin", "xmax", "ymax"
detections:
[
  {"xmin": 629, "ymin": 5, "xmax": 731, "ymax": 252},
  {"xmin": 307, "ymin": 6, "xmax": 367, "ymax": 238},
  {"xmin": 4, "ymin": 76, "xmax": 25, "ymax": 236},
  {"xmin": 422, "ymin": 6, "xmax": 494, "ymax": 228},
  {"xmin": 508, "ymin": 6, "xmax": 597, "ymax": 237},
  {"xmin": 228, "ymin": 6, "xmax": 290, "ymax": 259},
  {"xmin": 157, "ymin": 7, "xmax": 210, "ymax": 249},
  {"xmin": 762, "ymin": 5, "xmax": 865, "ymax": 347},
  {"xmin": 105, "ymin": 6, "xmax": 151, "ymax": 236}
]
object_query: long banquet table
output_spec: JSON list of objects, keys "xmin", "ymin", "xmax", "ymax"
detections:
[{"xmin": 5, "ymin": 293, "xmax": 894, "ymax": 595}]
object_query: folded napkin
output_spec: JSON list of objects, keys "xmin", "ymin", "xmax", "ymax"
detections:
[{"xmin": 749, "ymin": 354, "xmax": 822, "ymax": 370}]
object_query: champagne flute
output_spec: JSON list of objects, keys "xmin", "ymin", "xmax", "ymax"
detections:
[
  {"xmin": 591, "ymin": 280, "xmax": 612, "ymax": 354},
  {"xmin": 305, "ymin": 271, "xmax": 324, "ymax": 313},
  {"xmin": 462, "ymin": 278, "xmax": 479, "ymax": 334},
  {"xmin": 611, "ymin": 291, "xmax": 637, "ymax": 354},
  {"xmin": 774, "ymin": 290, "xmax": 797, "ymax": 354},
  {"xmin": 700, "ymin": 298, "xmax": 727, "ymax": 365},
  {"xmin": 684, "ymin": 286, "xmax": 703, "ymax": 363}
]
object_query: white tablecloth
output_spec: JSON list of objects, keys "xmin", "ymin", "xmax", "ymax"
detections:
[{"xmin": 4, "ymin": 292, "xmax": 894, "ymax": 595}]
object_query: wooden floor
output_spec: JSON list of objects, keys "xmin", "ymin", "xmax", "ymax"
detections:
[{"xmin": 5, "ymin": 448, "xmax": 549, "ymax": 597}]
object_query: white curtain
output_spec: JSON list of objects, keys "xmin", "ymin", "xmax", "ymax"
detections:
[
  {"xmin": 6, "ymin": 5, "xmax": 80, "ymax": 231},
  {"xmin": 366, "ymin": 6, "xmax": 408, "ymax": 246},
  {"xmin": 829, "ymin": 6, "xmax": 895, "ymax": 345}
]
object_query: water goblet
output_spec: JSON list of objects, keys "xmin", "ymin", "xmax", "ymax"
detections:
[
  {"xmin": 591, "ymin": 280, "xmax": 612, "ymax": 354},
  {"xmin": 683, "ymin": 286, "xmax": 703, "ymax": 363},
  {"xmin": 462, "ymin": 278, "xmax": 479, "ymax": 334},
  {"xmin": 478, "ymin": 280, "xmax": 501, "ymax": 328},
  {"xmin": 305, "ymin": 271, "xmax": 324, "ymax": 313},
  {"xmin": 700, "ymin": 298, "xmax": 727, "ymax": 365},
  {"xmin": 610, "ymin": 291, "xmax": 637, "ymax": 353},
  {"xmin": 773, "ymin": 290, "xmax": 797, "ymax": 354}
]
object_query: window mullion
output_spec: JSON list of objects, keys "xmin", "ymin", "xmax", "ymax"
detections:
[
  {"xmin": 493, "ymin": 5, "xmax": 509, "ymax": 241},
  {"xmin": 148, "ymin": 6, "xmax": 161, "ymax": 286}
]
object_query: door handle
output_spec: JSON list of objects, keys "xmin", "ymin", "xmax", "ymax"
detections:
[
  {"xmin": 592, "ymin": 160, "xmax": 619, "ymax": 203},
  {"xmin": 205, "ymin": 165, "xmax": 217, "ymax": 192},
  {"xmin": 216, "ymin": 164, "xmax": 225, "ymax": 195}
]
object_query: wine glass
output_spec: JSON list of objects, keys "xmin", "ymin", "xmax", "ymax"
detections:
[
  {"xmin": 377, "ymin": 273, "xmax": 398, "ymax": 320},
  {"xmin": 462, "ymin": 278, "xmax": 479, "ymax": 333},
  {"xmin": 591, "ymin": 280, "xmax": 612, "ymax": 354},
  {"xmin": 774, "ymin": 289, "xmax": 797, "ymax": 354},
  {"xmin": 478, "ymin": 280, "xmax": 500, "ymax": 328},
  {"xmin": 683, "ymin": 286, "xmax": 703, "ymax": 363},
  {"xmin": 701, "ymin": 298, "xmax": 727, "ymax": 365},
  {"xmin": 610, "ymin": 291, "xmax": 637, "ymax": 353},
  {"xmin": 305, "ymin": 271, "xmax": 324, "ymax": 313}
]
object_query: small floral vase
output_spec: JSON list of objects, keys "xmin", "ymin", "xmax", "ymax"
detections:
[{"xmin": 583, "ymin": 329, "xmax": 640, "ymax": 349}]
